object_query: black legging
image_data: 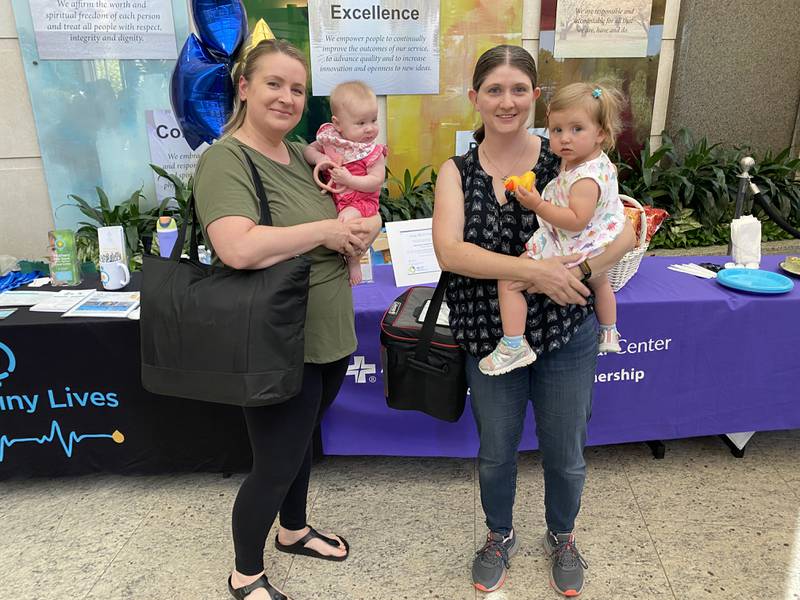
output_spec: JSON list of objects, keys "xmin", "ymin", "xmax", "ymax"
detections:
[{"xmin": 232, "ymin": 356, "xmax": 350, "ymax": 575}]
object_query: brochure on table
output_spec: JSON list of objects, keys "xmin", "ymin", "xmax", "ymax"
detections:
[
  {"xmin": 0, "ymin": 290, "xmax": 59, "ymax": 306},
  {"xmin": 62, "ymin": 291, "xmax": 141, "ymax": 318},
  {"xmin": 384, "ymin": 218, "xmax": 442, "ymax": 287},
  {"xmin": 30, "ymin": 289, "xmax": 95, "ymax": 312}
]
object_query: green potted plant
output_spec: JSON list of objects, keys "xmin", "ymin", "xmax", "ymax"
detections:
[
  {"xmin": 614, "ymin": 128, "xmax": 800, "ymax": 249},
  {"xmin": 149, "ymin": 164, "xmax": 193, "ymax": 218},
  {"xmin": 66, "ymin": 186, "xmax": 156, "ymax": 270},
  {"xmin": 379, "ymin": 165, "xmax": 437, "ymax": 223}
]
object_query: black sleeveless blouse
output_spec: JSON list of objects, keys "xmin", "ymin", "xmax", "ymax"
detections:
[{"xmin": 446, "ymin": 138, "xmax": 595, "ymax": 358}]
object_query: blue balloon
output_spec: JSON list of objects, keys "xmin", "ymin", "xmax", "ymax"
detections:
[
  {"xmin": 192, "ymin": 0, "xmax": 248, "ymax": 60},
  {"xmin": 171, "ymin": 34, "xmax": 234, "ymax": 150}
]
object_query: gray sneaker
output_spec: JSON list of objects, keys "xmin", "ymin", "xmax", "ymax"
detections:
[
  {"xmin": 472, "ymin": 530, "xmax": 520, "ymax": 592},
  {"xmin": 543, "ymin": 530, "xmax": 588, "ymax": 597}
]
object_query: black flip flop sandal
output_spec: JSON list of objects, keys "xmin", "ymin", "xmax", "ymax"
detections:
[
  {"xmin": 274, "ymin": 526, "xmax": 350, "ymax": 562},
  {"xmin": 227, "ymin": 574, "xmax": 288, "ymax": 600}
]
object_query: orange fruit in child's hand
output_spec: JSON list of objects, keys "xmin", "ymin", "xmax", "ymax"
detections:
[{"xmin": 503, "ymin": 171, "xmax": 536, "ymax": 192}]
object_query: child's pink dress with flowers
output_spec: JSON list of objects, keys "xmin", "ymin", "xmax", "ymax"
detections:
[{"xmin": 315, "ymin": 122, "xmax": 387, "ymax": 217}]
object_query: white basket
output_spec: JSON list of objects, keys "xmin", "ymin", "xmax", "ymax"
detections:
[{"xmin": 608, "ymin": 195, "xmax": 648, "ymax": 292}]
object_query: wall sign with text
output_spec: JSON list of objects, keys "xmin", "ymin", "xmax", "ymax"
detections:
[
  {"xmin": 554, "ymin": 0, "xmax": 653, "ymax": 59},
  {"xmin": 308, "ymin": 0, "xmax": 440, "ymax": 96},
  {"xmin": 146, "ymin": 109, "xmax": 207, "ymax": 204},
  {"xmin": 28, "ymin": 0, "xmax": 177, "ymax": 60}
]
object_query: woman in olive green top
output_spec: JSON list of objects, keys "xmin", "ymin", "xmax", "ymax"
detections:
[{"xmin": 193, "ymin": 40, "xmax": 381, "ymax": 600}]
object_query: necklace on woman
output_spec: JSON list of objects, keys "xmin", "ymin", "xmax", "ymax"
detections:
[{"xmin": 480, "ymin": 136, "xmax": 530, "ymax": 179}]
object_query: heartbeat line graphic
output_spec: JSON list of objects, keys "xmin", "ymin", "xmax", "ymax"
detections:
[{"xmin": 0, "ymin": 421, "xmax": 125, "ymax": 463}]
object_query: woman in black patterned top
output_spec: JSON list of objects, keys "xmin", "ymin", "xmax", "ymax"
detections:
[{"xmin": 432, "ymin": 45, "xmax": 634, "ymax": 597}]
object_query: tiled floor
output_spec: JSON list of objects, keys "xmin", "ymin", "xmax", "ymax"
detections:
[{"xmin": 2, "ymin": 430, "xmax": 800, "ymax": 600}]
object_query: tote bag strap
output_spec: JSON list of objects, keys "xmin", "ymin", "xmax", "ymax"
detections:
[
  {"xmin": 240, "ymin": 150, "xmax": 273, "ymax": 227},
  {"xmin": 412, "ymin": 154, "xmax": 469, "ymax": 362},
  {"xmin": 170, "ymin": 149, "xmax": 274, "ymax": 261},
  {"xmin": 413, "ymin": 271, "xmax": 451, "ymax": 363},
  {"xmin": 171, "ymin": 193, "xmax": 200, "ymax": 261},
  {"xmin": 411, "ymin": 152, "xmax": 468, "ymax": 361}
]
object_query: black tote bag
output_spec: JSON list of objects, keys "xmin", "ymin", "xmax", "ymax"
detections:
[{"xmin": 140, "ymin": 151, "xmax": 311, "ymax": 407}]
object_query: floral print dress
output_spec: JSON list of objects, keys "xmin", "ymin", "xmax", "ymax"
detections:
[{"xmin": 525, "ymin": 151, "xmax": 625, "ymax": 259}]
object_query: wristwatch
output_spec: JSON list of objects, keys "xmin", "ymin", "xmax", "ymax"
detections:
[{"xmin": 578, "ymin": 260, "xmax": 592, "ymax": 283}]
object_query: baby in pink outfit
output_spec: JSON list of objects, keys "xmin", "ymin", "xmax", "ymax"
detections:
[{"xmin": 303, "ymin": 81, "xmax": 387, "ymax": 285}]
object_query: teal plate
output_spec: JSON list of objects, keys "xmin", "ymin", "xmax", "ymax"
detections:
[{"xmin": 716, "ymin": 268, "xmax": 794, "ymax": 294}]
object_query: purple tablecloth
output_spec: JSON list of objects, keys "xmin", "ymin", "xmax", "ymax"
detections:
[{"xmin": 321, "ymin": 255, "xmax": 800, "ymax": 457}]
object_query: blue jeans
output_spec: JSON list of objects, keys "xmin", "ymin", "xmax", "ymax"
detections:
[{"xmin": 467, "ymin": 316, "xmax": 598, "ymax": 536}]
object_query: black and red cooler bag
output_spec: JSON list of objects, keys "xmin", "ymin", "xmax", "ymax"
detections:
[{"xmin": 379, "ymin": 272, "xmax": 467, "ymax": 422}]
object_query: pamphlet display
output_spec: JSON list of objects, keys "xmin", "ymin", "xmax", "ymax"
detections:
[
  {"xmin": 47, "ymin": 230, "xmax": 81, "ymax": 286},
  {"xmin": 97, "ymin": 226, "xmax": 131, "ymax": 290},
  {"xmin": 97, "ymin": 226, "xmax": 129, "ymax": 265}
]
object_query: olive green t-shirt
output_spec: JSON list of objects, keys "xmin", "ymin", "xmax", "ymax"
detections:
[{"xmin": 193, "ymin": 136, "xmax": 356, "ymax": 364}]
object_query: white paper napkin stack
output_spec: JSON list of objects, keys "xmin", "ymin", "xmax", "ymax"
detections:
[{"xmin": 730, "ymin": 215, "xmax": 762, "ymax": 266}]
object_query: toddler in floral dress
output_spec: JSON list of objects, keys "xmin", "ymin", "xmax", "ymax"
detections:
[
  {"xmin": 303, "ymin": 81, "xmax": 387, "ymax": 285},
  {"xmin": 479, "ymin": 83, "xmax": 627, "ymax": 376}
]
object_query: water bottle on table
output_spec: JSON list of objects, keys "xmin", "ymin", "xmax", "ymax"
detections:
[{"xmin": 157, "ymin": 217, "xmax": 178, "ymax": 258}]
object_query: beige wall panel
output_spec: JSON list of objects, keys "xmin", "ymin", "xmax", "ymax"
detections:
[
  {"xmin": 0, "ymin": 0, "xmax": 16, "ymax": 39},
  {"xmin": 0, "ymin": 158, "xmax": 54, "ymax": 260},
  {"xmin": 667, "ymin": 0, "xmax": 800, "ymax": 152},
  {"xmin": 651, "ymin": 39, "xmax": 675, "ymax": 137},
  {"xmin": 522, "ymin": 0, "xmax": 541, "ymax": 40},
  {"xmin": 662, "ymin": 0, "xmax": 681, "ymax": 40},
  {"xmin": 0, "ymin": 40, "xmax": 40, "ymax": 159},
  {"xmin": 523, "ymin": 39, "xmax": 539, "ymax": 66},
  {"xmin": 377, "ymin": 95, "xmax": 388, "ymax": 146},
  {"xmin": 522, "ymin": 39, "xmax": 541, "ymax": 126},
  {"xmin": 649, "ymin": 134, "xmax": 662, "ymax": 148}
]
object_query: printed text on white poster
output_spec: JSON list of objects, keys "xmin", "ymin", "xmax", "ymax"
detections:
[
  {"xmin": 146, "ymin": 110, "xmax": 206, "ymax": 205},
  {"xmin": 29, "ymin": 0, "xmax": 177, "ymax": 60},
  {"xmin": 308, "ymin": 1, "xmax": 440, "ymax": 96},
  {"xmin": 554, "ymin": 0, "xmax": 652, "ymax": 59}
]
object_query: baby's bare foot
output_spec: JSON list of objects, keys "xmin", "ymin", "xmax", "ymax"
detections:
[{"xmin": 348, "ymin": 258, "xmax": 363, "ymax": 286}]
